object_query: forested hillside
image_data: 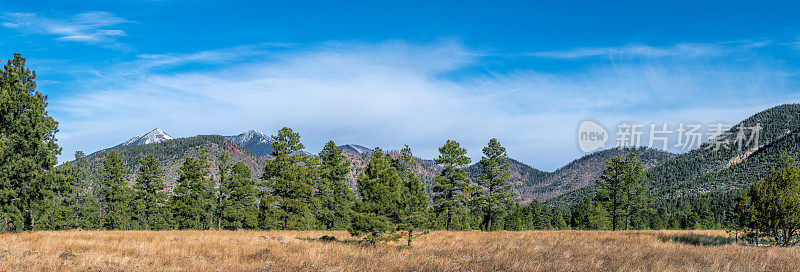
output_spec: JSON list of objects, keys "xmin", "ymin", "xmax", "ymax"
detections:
[
  {"xmin": 80, "ymin": 135, "xmax": 265, "ymax": 190},
  {"xmin": 549, "ymin": 104, "xmax": 800, "ymax": 215},
  {"xmin": 646, "ymin": 104, "xmax": 800, "ymax": 196},
  {"xmin": 526, "ymin": 148, "xmax": 674, "ymax": 201}
]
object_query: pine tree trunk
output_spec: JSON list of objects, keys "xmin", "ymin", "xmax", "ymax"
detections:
[
  {"xmin": 29, "ymin": 208, "xmax": 35, "ymax": 232},
  {"xmin": 611, "ymin": 198, "xmax": 618, "ymax": 231},
  {"xmin": 217, "ymin": 194, "xmax": 222, "ymax": 230},
  {"xmin": 446, "ymin": 209, "xmax": 452, "ymax": 231},
  {"xmin": 407, "ymin": 230, "xmax": 413, "ymax": 246},
  {"xmin": 625, "ymin": 215, "xmax": 629, "ymax": 231},
  {"xmin": 487, "ymin": 208, "xmax": 493, "ymax": 231},
  {"xmin": 74, "ymin": 197, "xmax": 80, "ymax": 229}
]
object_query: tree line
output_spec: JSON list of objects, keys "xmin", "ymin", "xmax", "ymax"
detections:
[{"xmin": 3, "ymin": 53, "xmax": 800, "ymax": 246}]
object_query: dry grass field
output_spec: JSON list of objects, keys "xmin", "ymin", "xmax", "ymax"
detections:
[{"xmin": 0, "ymin": 229, "xmax": 797, "ymax": 271}]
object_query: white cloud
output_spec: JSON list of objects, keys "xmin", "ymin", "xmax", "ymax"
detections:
[
  {"xmin": 49, "ymin": 40, "xmax": 800, "ymax": 170},
  {"xmin": 526, "ymin": 41, "xmax": 767, "ymax": 59},
  {"xmin": 2, "ymin": 11, "xmax": 129, "ymax": 47}
]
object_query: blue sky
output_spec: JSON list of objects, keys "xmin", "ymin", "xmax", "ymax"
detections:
[{"xmin": 2, "ymin": 0, "xmax": 800, "ymax": 170}]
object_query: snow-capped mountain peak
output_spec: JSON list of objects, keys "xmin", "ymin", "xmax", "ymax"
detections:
[
  {"xmin": 120, "ymin": 128, "xmax": 174, "ymax": 146},
  {"xmin": 338, "ymin": 144, "xmax": 373, "ymax": 154},
  {"xmin": 224, "ymin": 129, "xmax": 274, "ymax": 157}
]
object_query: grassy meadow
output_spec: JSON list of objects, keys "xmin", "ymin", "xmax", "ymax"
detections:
[{"xmin": 0, "ymin": 230, "xmax": 797, "ymax": 271}]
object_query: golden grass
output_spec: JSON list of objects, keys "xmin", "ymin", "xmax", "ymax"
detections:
[{"xmin": 0, "ymin": 229, "xmax": 797, "ymax": 271}]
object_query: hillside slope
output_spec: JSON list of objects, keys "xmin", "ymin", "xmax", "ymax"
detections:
[
  {"xmin": 528, "ymin": 148, "xmax": 674, "ymax": 201},
  {"xmin": 81, "ymin": 135, "xmax": 265, "ymax": 191},
  {"xmin": 548, "ymin": 103, "xmax": 800, "ymax": 206}
]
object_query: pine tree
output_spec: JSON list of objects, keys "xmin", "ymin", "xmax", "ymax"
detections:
[
  {"xmin": 595, "ymin": 155, "xmax": 625, "ymax": 231},
  {"xmin": 316, "ymin": 141, "xmax": 356, "ymax": 230},
  {"xmin": 395, "ymin": 146, "xmax": 430, "ymax": 246},
  {"xmin": 221, "ymin": 162, "xmax": 259, "ymax": 229},
  {"xmin": 622, "ymin": 153, "xmax": 648, "ymax": 230},
  {"xmin": 215, "ymin": 152, "xmax": 232, "ymax": 230},
  {"xmin": 432, "ymin": 140, "xmax": 472, "ymax": 231},
  {"xmin": 98, "ymin": 151, "xmax": 131, "ymax": 230},
  {"xmin": 171, "ymin": 150, "xmax": 213, "ymax": 229},
  {"xmin": 528, "ymin": 200, "xmax": 552, "ymax": 230},
  {"xmin": 473, "ymin": 139, "xmax": 516, "ymax": 231},
  {"xmin": 69, "ymin": 151, "xmax": 98, "ymax": 229},
  {"xmin": 595, "ymin": 153, "xmax": 648, "ymax": 231},
  {"xmin": 550, "ymin": 209, "xmax": 568, "ymax": 230},
  {"xmin": 571, "ymin": 198, "xmax": 611, "ymax": 230},
  {"xmin": 46, "ymin": 150, "xmax": 101, "ymax": 230},
  {"xmin": 133, "ymin": 154, "xmax": 167, "ymax": 230},
  {"xmin": 260, "ymin": 127, "xmax": 316, "ymax": 230},
  {"xmin": 350, "ymin": 148, "xmax": 401, "ymax": 241},
  {"xmin": 736, "ymin": 152, "xmax": 800, "ymax": 246},
  {"xmin": 46, "ymin": 156, "xmax": 80, "ymax": 230},
  {"xmin": 350, "ymin": 146, "xmax": 430, "ymax": 244},
  {"xmin": 0, "ymin": 54, "xmax": 61, "ymax": 231}
]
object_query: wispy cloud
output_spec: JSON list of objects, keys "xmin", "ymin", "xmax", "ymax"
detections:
[
  {"xmin": 526, "ymin": 41, "xmax": 768, "ymax": 59},
  {"xmin": 49, "ymin": 40, "xmax": 800, "ymax": 170},
  {"xmin": 2, "ymin": 11, "xmax": 130, "ymax": 48},
  {"xmin": 136, "ymin": 43, "xmax": 297, "ymax": 69}
]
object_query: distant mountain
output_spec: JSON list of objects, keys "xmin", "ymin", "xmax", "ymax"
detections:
[
  {"xmin": 338, "ymin": 144, "xmax": 373, "ymax": 155},
  {"xmin": 466, "ymin": 159, "xmax": 550, "ymax": 203},
  {"xmin": 81, "ymin": 135, "xmax": 265, "ymax": 190},
  {"xmin": 118, "ymin": 128, "xmax": 173, "ymax": 146},
  {"xmin": 463, "ymin": 148, "xmax": 672, "ymax": 204},
  {"xmin": 548, "ymin": 104, "xmax": 800, "ymax": 206},
  {"xmin": 339, "ymin": 150, "xmax": 440, "ymax": 192},
  {"xmin": 224, "ymin": 130, "xmax": 273, "ymax": 157},
  {"xmin": 529, "ymin": 148, "xmax": 674, "ymax": 202}
]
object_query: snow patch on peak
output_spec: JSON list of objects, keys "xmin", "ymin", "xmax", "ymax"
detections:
[{"xmin": 120, "ymin": 128, "xmax": 174, "ymax": 146}]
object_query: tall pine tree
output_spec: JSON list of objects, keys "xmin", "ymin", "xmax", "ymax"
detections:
[
  {"xmin": 171, "ymin": 150, "xmax": 213, "ymax": 229},
  {"xmin": 595, "ymin": 153, "xmax": 648, "ymax": 231},
  {"xmin": 473, "ymin": 139, "xmax": 516, "ymax": 231},
  {"xmin": 316, "ymin": 141, "xmax": 356, "ymax": 230},
  {"xmin": 432, "ymin": 140, "xmax": 472, "ymax": 231},
  {"xmin": 215, "ymin": 152, "xmax": 232, "ymax": 230},
  {"xmin": 221, "ymin": 162, "xmax": 259, "ymax": 229},
  {"xmin": 69, "ymin": 151, "xmax": 99, "ymax": 229},
  {"xmin": 133, "ymin": 154, "xmax": 167, "ymax": 230},
  {"xmin": 98, "ymin": 151, "xmax": 131, "ymax": 230},
  {"xmin": 0, "ymin": 54, "xmax": 61, "ymax": 231},
  {"xmin": 260, "ymin": 127, "xmax": 316, "ymax": 230}
]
